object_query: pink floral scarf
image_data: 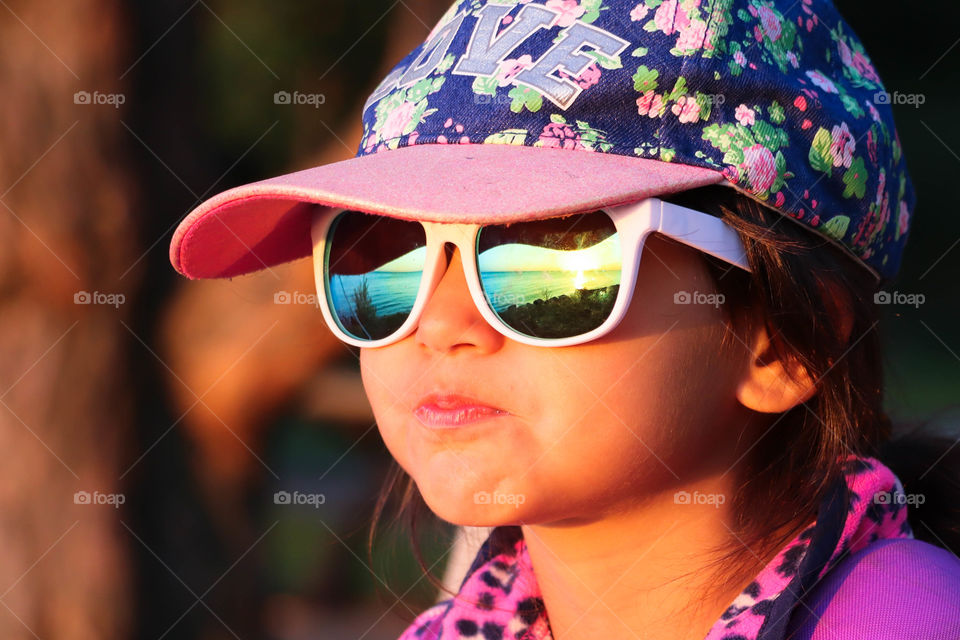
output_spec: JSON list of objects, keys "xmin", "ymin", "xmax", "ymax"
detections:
[{"xmin": 397, "ymin": 455, "xmax": 914, "ymax": 640}]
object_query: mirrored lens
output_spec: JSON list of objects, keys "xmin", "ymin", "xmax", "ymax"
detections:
[
  {"xmin": 477, "ymin": 211, "xmax": 621, "ymax": 340},
  {"xmin": 324, "ymin": 211, "xmax": 426, "ymax": 342}
]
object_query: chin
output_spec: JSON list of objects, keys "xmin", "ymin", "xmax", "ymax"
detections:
[
  {"xmin": 417, "ymin": 484, "xmax": 532, "ymax": 527},
  {"xmin": 429, "ymin": 507, "xmax": 529, "ymax": 528}
]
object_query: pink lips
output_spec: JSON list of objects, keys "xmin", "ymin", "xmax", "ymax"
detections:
[{"xmin": 414, "ymin": 392, "xmax": 509, "ymax": 428}]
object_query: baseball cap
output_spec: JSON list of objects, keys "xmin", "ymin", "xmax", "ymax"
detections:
[{"xmin": 169, "ymin": 0, "xmax": 915, "ymax": 283}]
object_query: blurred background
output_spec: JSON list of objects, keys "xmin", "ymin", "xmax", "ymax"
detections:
[{"xmin": 0, "ymin": 1, "xmax": 956, "ymax": 639}]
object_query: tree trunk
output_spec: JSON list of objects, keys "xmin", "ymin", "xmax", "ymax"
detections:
[{"xmin": 0, "ymin": 0, "xmax": 137, "ymax": 638}]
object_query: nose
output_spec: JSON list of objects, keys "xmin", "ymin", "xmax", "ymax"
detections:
[{"xmin": 414, "ymin": 243, "xmax": 505, "ymax": 354}]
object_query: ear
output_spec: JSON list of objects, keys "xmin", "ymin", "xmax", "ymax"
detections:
[
  {"xmin": 735, "ymin": 324, "xmax": 817, "ymax": 413},
  {"xmin": 735, "ymin": 278, "xmax": 854, "ymax": 413}
]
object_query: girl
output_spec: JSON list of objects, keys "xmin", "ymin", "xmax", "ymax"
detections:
[{"xmin": 169, "ymin": 0, "xmax": 960, "ymax": 638}]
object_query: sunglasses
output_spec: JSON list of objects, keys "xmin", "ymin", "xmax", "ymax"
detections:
[{"xmin": 309, "ymin": 197, "xmax": 750, "ymax": 348}]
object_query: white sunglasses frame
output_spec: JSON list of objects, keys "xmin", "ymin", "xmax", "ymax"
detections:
[{"xmin": 310, "ymin": 197, "xmax": 751, "ymax": 349}]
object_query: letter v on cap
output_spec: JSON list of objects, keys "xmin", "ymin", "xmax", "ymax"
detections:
[
  {"xmin": 451, "ymin": 3, "xmax": 555, "ymax": 76},
  {"xmin": 362, "ymin": 10, "xmax": 467, "ymax": 113}
]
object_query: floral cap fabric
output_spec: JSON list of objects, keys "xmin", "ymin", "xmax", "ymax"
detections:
[{"xmin": 359, "ymin": 0, "xmax": 915, "ymax": 280}]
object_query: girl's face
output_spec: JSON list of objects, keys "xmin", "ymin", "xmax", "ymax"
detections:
[{"xmin": 360, "ymin": 234, "xmax": 751, "ymax": 527}]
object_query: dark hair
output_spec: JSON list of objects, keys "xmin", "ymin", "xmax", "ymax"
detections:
[{"xmin": 366, "ymin": 184, "xmax": 960, "ymax": 616}]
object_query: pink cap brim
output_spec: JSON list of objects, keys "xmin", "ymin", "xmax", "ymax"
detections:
[{"xmin": 169, "ymin": 143, "xmax": 724, "ymax": 279}]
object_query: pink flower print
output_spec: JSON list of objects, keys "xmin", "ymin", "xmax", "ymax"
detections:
[
  {"xmin": 793, "ymin": 95, "xmax": 807, "ymax": 111},
  {"xmin": 774, "ymin": 191, "xmax": 785, "ymax": 207},
  {"xmin": 837, "ymin": 39, "xmax": 853, "ymax": 68},
  {"xmin": 546, "ymin": 0, "xmax": 585, "ymax": 27},
  {"xmin": 497, "ymin": 55, "xmax": 534, "ymax": 87},
  {"xmin": 867, "ymin": 129, "xmax": 878, "ymax": 164},
  {"xmin": 654, "ymin": 0, "xmax": 691, "ymax": 35},
  {"xmin": 897, "ymin": 201, "xmax": 909, "ymax": 238},
  {"xmin": 742, "ymin": 144, "xmax": 777, "ymax": 193},
  {"xmin": 636, "ymin": 90, "xmax": 655, "ymax": 115},
  {"xmin": 875, "ymin": 170, "xmax": 888, "ymax": 208},
  {"xmin": 855, "ymin": 171, "xmax": 890, "ymax": 250},
  {"xmin": 870, "ymin": 180, "xmax": 891, "ymax": 243},
  {"xmin": 867, "ymin": 101, "xmax": 881, "ymax": 123},
  {"xmin": 649, "ymin": 93, "xmax": 665, "ymax": 117},
  {"xmin": 735, "ymin": 104, "xmax": 756, "ymax": 126},
  {"xmin": 703, "ymin": 25, "xmax": 718, "ymax": 52},
  {"xmin": 757, "ymin": 6, "xmax": 782, "ymax": 41},
  {"xmin": 559, "ymin": 62, "xmax": 601, "ymax": 90},
  {"xmin": 538, "ymin": 122, "xmax": 583, "ymax": 150},
  {"xmin": 806, "ymin": 70, "xmax": 838, "ymax": 94},
  {"xmin": 636, "ymin": 91, "xmax": 665, "ymax": 117},
  {"xmin": 575, "ymin": 62, "xmax": 601, "ymax": 89},
  {"xmin": 635, "ymin": 90, "xmax": 652, "ymax": 115},
  {"xmin": 852, "ymin": 51, "xmax": 881, "ymax": 84},
  {"xmin": 675, "ymin": 19, "xmax": 707, "ymax": 51},
  {"xmin": 786, "ymin": 51, "xmax": 799, "ymax": 68},
  {"xmin": 380, "ymin": 100, "xmax": 417, "ymax": 140},
  {"xmin": 734, "ymin": 50, "xmax": 747, "ymax": 66},
  {"xmin": 830, "ymin": 122, "xmax": 855, "ymax": 168},
  {"xmin": 630, "ymin": 3, "xmax": 649, "ymax": 21},
  {"xmin": 671, "ymin": 96, "xmax": 701, "ymax": 123}
]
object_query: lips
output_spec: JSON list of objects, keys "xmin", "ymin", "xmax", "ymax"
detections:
[{"xmin": 413, "ymin": 392, "xmax": 509, "ymax": 428}]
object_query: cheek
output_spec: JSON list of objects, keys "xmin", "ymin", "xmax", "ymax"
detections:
[
  {"xmin": 505, "ymin": 263, "xmax": 744, "ymax": 521},
  {"xmin": 510, "ymin": 335, "xmax": 723, "ymax": 521},
  {"xmin": 359, "ymin": 347, "xmax": 411, "ymax": 470}
]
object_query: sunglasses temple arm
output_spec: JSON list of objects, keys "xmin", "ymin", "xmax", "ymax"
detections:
[{"xmin": 655, "ymin": 201, "xmax": 751, "ymax": 272}]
